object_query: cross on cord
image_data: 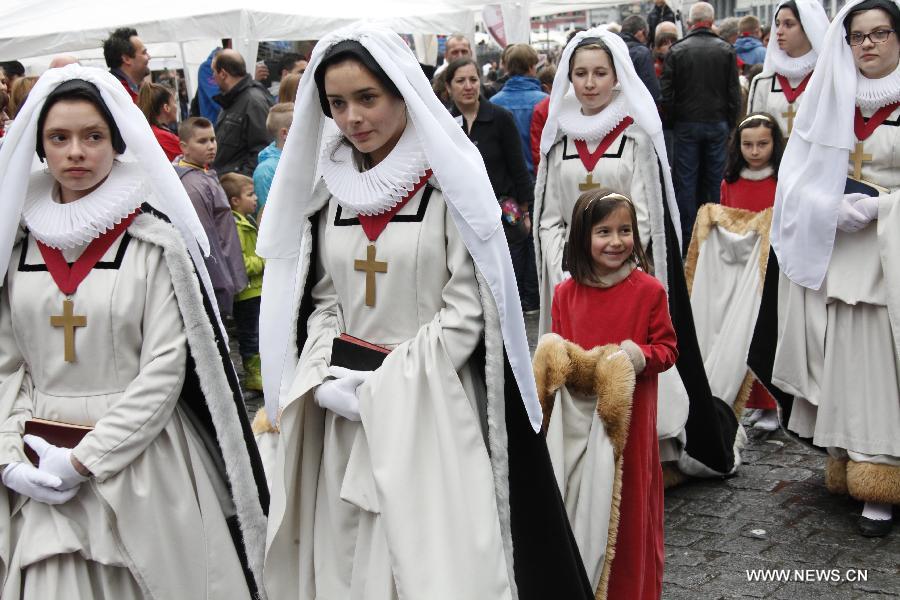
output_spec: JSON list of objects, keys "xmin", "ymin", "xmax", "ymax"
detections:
[
  {"xmin": 850, "ymin": 142, "xmax": 873, "ymax": 181},
  {"xmin": 50, "ymin": 298, "xmax": 86, "ymax": 362},
  {"xmin": 579, "ymin": 173, "xmax": 603, "ymax": 192},
  {"xmin": 354, "ymin": 244, "xmax": 388, "ymax": 307}
]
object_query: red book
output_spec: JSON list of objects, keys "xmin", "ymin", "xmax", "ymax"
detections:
[
  {"xmin": 23, "ymin": 418, "xmax": 93, "ymax": 467},
  {"xmin": 330, "ymin": 333, "xmax": 391, "ymax": 371}
]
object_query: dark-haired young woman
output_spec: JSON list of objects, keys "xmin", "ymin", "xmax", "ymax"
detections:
[
  {"xmin": 0, "ymin": 66, "xmax": 268, "ymax": 598},
  {"xmin": 257, "ymin": 26, "xmax": 594, "ymax": 600},
  {"xmin": 748, "ymin": 0, "xmax": 830, "ymax": 136}
]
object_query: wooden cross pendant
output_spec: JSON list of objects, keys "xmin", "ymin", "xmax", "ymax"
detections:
[
  {"xmin": 354, "ymin": 244, "xmax": 388, "ymax": 307},
  {"xmin": 782, "ymin": 103, "xmax": 796, "ymax": 136},
  {"xmin": 50, "ymin": 298, "xmax": 86, "ymax": 362},
  {"xmin": 579, "ymin": 173, "xmax": 602, "ymax": 192},
  {"xmin": 849, "ymin": 142, "xmax": 873, "ymax": 181}
]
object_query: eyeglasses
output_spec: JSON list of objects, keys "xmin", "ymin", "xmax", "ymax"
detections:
[{"xmin": 846, "ymin": 29, "xmax": 895, "ymax": 46}]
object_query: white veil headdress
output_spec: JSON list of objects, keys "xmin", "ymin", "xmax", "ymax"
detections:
[
  {"xmin": 772, "ymin": 0, "xmax": 900, "ymax": 289},
  {"xmin": 0, "ymin": 65, "xmax": 217, "ymax": 311},
  {"xmin": 538, "ymin": 27, "xmax": 683, "ymax": 262},
  {"xmin": 256, "ymin": 24, "xmax": 542, "ymax": 431},
  {"xmin": 761, "ymin": 0, "xmax": 830, "ymax": 77}
]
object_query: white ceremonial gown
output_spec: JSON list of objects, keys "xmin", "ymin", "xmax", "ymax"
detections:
[
  {"xmin": 265, "ymin": 182, "xmax": 513, "ymax": 600},
  {"xmin": 775, "ymin": 104, "xmax": 900, "ymax": 462},
  {"xmin": 0, "ymin": 196, "xmax": 260, "ymax": 599}
]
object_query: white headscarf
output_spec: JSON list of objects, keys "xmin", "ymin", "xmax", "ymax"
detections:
[
  {"xmin": 772, "ymin": 0, "xmax": 900, "ymax": 289},
  {"xmin": 256, "ymin": 24, "xmax": 542, "ymax": 431},
  {"xmin": 0, "ymin": 65, "xmax": 217, "ymax": 309},
  {"xmin": 761, "ymin": 0, "xmax": 830, "ymax": 78},
  {"xmin": 538, "ymin": 28, "xmax": 682, "ymax": 250}
]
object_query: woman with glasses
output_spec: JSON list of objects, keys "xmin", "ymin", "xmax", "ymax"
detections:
[{"xmin": 770, "ymin": 0, "xmax": 900, "ymax": 537}]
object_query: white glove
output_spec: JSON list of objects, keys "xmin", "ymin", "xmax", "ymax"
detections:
[
  {"xmin": 314, "ymin": 366, "xmax": 370, "ymax": 421},
  {"xmin": 837, "ymin": 193, "xmax": 877, "ymax": 232},
  {"xmin": 24, "ymin": 434, "xmax": 89, "ymax": 490},
  {"xmin": 854, "ymin": 194, "xmax": 879, "ymax": 222},
  {"xmin": 1, "ymin": 462, "xmax": 79, "ymax": 504}
]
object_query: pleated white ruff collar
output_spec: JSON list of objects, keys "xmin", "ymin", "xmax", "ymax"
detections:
[
  {"xmin": 768, "ymin": 49, "xmax": 817, "ymax": 81},
  {"xmin": 320, "ymin": 120, "xmax": 430, "ymax": 216},
  {"xmin": 856, "ymin": 63, "xmax": 900, "ymax": 112},
  {"xmin": 556, "ymin": 92, "xmax": 629, "ymax": 143},
  {"xmin": 22, "ymin": 161, "xmax": 145, "ymax": 250}
]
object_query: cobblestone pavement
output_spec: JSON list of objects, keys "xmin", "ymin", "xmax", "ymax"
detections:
[
  {"xmin": 664, "ymin": 426, "xmax": 899, "ymax": 599},
  {"xmin": 230, "ymin": 314, "xmax": 899, "ymax": 598}
]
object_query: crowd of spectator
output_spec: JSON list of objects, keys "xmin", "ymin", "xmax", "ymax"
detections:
[{"xmin": 0, "ymin": 0, "xmax": 772, "ymax": 348}]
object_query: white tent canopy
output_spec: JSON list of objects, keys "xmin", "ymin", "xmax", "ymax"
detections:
[{"xmin": 0, "ymin": 0, "xmax": 476, "ymax": 64}]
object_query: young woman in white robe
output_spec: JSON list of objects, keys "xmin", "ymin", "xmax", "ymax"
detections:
[
  {"xmin": 534, "ymin": 29, "xmax": 741, "ymax": 481},
  {"xmin": 770, "ymin": 0, "xmax": 900, "ymax": 537},
  {"xmin": 748, "ymin": 0, "xmax": 830, "ymax": 136},
  {"xmin": 257, "ymin": 28, "xmax": 594, "ymax": 600},
  {"xmin": 0, "ymin": 67, "xmax": 268, "ymax": 598}
]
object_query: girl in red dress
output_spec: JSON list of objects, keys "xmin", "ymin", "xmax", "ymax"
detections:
[
  {"xmin": 551, "ymin": 189, "xmax": 678, "ymax": 600},
  {"xmin": 720, "ymin": 112, "xmax": 786, "ymax": 430}
]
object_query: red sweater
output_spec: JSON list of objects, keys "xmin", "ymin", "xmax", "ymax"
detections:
[
  {"xmin": 719, "ymin": 172, "xmax": 778, "ymax": 409},
  {"xmin": 152, "ymin": 125, "xmax": 182, "ymax": 162},
  {"xmin": 719, "ymin": 173, "xmax": 776, "ymax": 212},
  {"xmin": 552, "ymin": 270, "xmax": 677, "ymax": 600}
]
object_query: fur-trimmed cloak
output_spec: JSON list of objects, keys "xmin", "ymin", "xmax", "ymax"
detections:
[
  {"xmin": 532, "ymin": 334, "xmax": 635, "ymax": 599},
  {"xmin": 0, "ymin": 208, "xmax": 269, "ymax": 598},
  {"xmin": 684, "ymin": 203, "xmax": 773, "ymax": 419}
]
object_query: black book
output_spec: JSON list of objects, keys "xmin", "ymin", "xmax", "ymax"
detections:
[
  {"xmin": 330, "ymin": 334, "xmax": 391, "ymax": 371},
  {"xmin": 844, "ymin": 177, "xmax": 882, "ymax": 196}
]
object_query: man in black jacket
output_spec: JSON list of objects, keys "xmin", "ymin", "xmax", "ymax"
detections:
[
  {"xmin": 211, "ymin": 49, "xmax": 274, "ymax": 176},
  {"xmin": 647, "ymin": 0, "xmax": 676, "ymax": 47},
  {"xmin": 620, "ymin": 15, "xmax": 660, "ymax": 101},
  {"xmin": 659, "ymin": 1, "xmax": 740, "ymax": 251}
]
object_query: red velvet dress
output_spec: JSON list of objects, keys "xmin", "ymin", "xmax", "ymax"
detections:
[
  {"xmin": 720, "ymin": 173, "xmax": 778, "ymax": 410},
  {"xmin": 551, "ymin": 269, "xmax": 677, "ymax": 600}
]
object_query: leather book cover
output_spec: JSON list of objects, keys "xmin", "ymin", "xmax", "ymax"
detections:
[
  {"xmin": 23, "ymin": 418, "xmax": 93, "ymax": 467},
  {"xmin": 844, "ymin": 177, "xmax": 883, "ymax": 196},
  {"xmin": 331, "ymin": 334, "xmax": 391, "ymax": 371}
]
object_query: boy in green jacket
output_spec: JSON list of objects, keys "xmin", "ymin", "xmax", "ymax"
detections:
[{"xmin": 220, "ymin": 172, "xmax": 264, "ymax": 391}]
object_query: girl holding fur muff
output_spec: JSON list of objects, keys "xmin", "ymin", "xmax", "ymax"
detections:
[{"xmin": 546, "ymin": 189, "xmax": 677, "ymax": 600}]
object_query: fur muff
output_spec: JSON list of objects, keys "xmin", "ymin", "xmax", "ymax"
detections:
[
  {"xmin": 533, "ymin": 333, "xmax": 636, "ymax": 454},
  {"xmin": 825, "ymin": 456, "xmax": 849, "ymax": 495},
  {"xmin": 532, "ymin": 333, "xmax": 637, "ymax": 600},
  {"xmin": 846, "ymin": 461, "xmax": 900, "ymax": 504}
]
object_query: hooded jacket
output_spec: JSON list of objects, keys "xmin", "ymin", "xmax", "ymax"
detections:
[
  {"xmin": 734, "ymin": 35, "xmax": 767, "ymax": 65},
  {"xmin": 173, "ymin": 159, "xmax": 248, "ymax": 315},
  {"xmin": 253, "ymin": 142, "xmax": 282, "ymax": 212}
]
